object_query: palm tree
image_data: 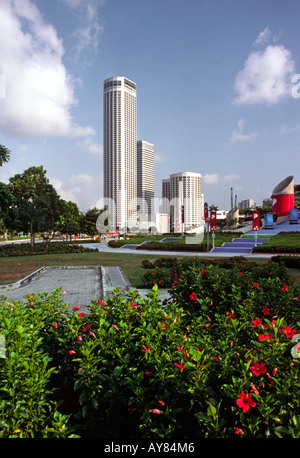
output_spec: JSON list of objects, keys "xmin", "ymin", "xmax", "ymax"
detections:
[{"xmin": 0, "ymin": 145, "xmax": 10, "ymax": 167}]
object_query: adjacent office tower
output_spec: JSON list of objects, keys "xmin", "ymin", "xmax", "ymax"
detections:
[
  {"xmin": 103, "ymin": 76, "xmax": 137, "ymax": 230},
  {"xmin": 137, "ymin": 140, "xmax": 154, "ymax": 218},
  {"xmin": 162, "ymin": 178, "xmax": 171, "ymax": 213},
  {"xmin": 166, "ymin": 172, "xmax": 204, "ymax": 232}
]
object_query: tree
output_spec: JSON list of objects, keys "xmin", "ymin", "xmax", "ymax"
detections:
[
  {"xmin": 16, "ymin": 196, "xmax": 49, "ymax": 247},
  {"xmin": 0, "ymin": 145, "xmax": 10, "ymax": 167},
  {"xmin": 8, "ymin": 166, "xmax": 61, "ymax": 247},
  {"xmin": 56, "ymin": 200, "xmax": 81, "ymax": 241},
  {"xmin": 80, "ymin": 207, "xmax": 102, "ymax": 237},
  {"xmin": 0, "ymin": 182, "xmax": 15, "ymax": 239}
]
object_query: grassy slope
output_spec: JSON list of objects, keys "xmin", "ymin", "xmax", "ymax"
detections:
[{"xmin": 254, "ymin": 232, "xmax": 300, "ymax": 249}]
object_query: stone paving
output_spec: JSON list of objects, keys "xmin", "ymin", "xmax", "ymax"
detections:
[
  {"xmin": 0, "ymin": 265, "xmax": 171, "ymax": 313},
  {"xmin": 0, "ymin": 266, "xmax": 102, "ymax": 313}
]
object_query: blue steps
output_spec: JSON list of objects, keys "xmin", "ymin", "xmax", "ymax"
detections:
[
  {"xmin": 212, "ymin": 236, "xmax": 269, "ymax": 254},
  {"xmin": 212, "ymin": 247, "xmax": 253, "ymax": 254}
]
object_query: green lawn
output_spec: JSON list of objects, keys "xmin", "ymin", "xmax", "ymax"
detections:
[
  {"xmin": 1, "ymin": 248, "xmax": 299, "ymax": 290},
  {"xmin": 254, "ymin": 232, "xmax": 300, "ymax": 248},
  {"xmin": 0, "ymin": 251, "xmax": 165, "ymax": 287}
]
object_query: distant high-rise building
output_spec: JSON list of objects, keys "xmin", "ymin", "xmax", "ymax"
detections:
[
  {"xmin": 137, "ymin": 140, "xmax": 154, "ymax": 218},
  {"xmin": 103, "ymin": 76, "xmax": 137, "ymax": 230},
  {"xmin": 163, "ymin": 172, "xmax": 204, "ymax": 232},
  {"xmin": 162, "ymin": 178, "xmax": 170, "ymax": 213},
  {"xmin": 238, "ymin": 198, "xmax": 254, "ymax": 209}
]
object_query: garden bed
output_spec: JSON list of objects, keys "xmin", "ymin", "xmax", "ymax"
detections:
[
  {"xmin": 0, "ymin": 257, "xmax": 299, "ymax": 438},
  {"xmin": 0, "ymin": 242, "xmax": 98, "ymax": 257},
  {"xmin": 141, "ymin": 256, "xmax": 290, "ymax": 289}
]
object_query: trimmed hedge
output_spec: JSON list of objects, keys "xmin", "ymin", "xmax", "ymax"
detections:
[
  {"xmin": 271, "ymin": 255, "xmax": 300, "ymax": 269},
  {"xmin": 136, "ymin": 242, "xmax": 211, "ymax": 252},
  {"xmin": 253, "ymin": 245, "xmax": 300, "ymax": 254},
  {"xmin": 0, "ymin": 242, "xmax": 98, "ymax": 257}
]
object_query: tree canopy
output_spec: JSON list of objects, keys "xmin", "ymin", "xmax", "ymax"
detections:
[
  {"xmin": 0, "ymin": 144, "xmax": 10, "ymax": 167},
  {"xmin": 0, "ymin": 164, "xmax": 105, "ymax": 243}
]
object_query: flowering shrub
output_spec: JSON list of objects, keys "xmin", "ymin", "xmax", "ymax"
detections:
[
  {"xmin": 0, "ymin": 291, "xmax": 76, "ymax": 438},
  {"xmin": 0, "ymin": 259, "xmax": 299, "ymax": 438},
  {"xmin": 142, "ymin": 256, "xmax": 289, "ymax": 289}
]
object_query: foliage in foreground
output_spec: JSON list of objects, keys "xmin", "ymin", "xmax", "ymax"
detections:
[{"xmin": 0, "ymin": 259, "xmax": 300, "ymax": 438}]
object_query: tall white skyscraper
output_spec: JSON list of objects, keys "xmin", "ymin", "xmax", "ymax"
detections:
[
  {"xmin": 103, "ymin": 76, "xmax": 137, "ymax": 230},
  {"xmin": 137, "ymin": 140, "xmax": 154, "ymax": 218},
  {"xmin": 166, "ymin": 172, "xmax": 204, "ymax": 232}
]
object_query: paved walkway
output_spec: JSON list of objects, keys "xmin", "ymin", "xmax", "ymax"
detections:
[
  {"xmin": 0, "ymin": 266, "xmax": 170, "ymax": 312},
  {"xmin": 0, "ymin": 266, "xmax": 102, "ymax": 313}
]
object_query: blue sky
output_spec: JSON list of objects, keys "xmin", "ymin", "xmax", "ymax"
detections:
[{"xmin": 1, "ymin": 0, "xmax": 300, "ymax": 212}]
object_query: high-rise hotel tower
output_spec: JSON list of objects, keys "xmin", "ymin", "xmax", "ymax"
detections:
[
  {"xmin": 137, "ymin": 140, "xmax": 154, "ymax": 218},
  {"xmin": 103, "ymin": 76, "xmax": 137, "ymax": 230},
  {"xmin": 162, "ymin": 172, "xmax": 204, "ymax": 232}
]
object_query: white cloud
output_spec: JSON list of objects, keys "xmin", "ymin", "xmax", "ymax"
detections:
[
  {"xmin": 203, "ymin": 173, "xmax": 240, "ymax": 185},
  {"xmin": 50, "ymin": 173, "xmax": 102, "ymax": 211},
  {"xmin": 234, "ymin": 34, "xmax": 295, "ymax": 105},
  {"xmin": 60, "ymin": 0, "xmax": 104, "ymax": 58},
  {"xmin": 230, "ymin": 118, "xmax": 257, "ymax": 144},
  {"xmin": 253, "ymin": 26, "xmax": 271, "ymax": 47},
  {"xmin": 0, "ymin": 0, "xmax": 95, "ymax": 138},
  {"xmin": 76, "ymin": 138, "xmax": 103, "ymax": 156},
  {"xmin": 223, "ymin": 174, "xmax": 240, "ymax": 183},
  {"xmin": 203, "ymin": 173, "xmax": 220, "ymax": 185},
  {"xmin": 154, "ymin": 153, "xmax": 167, "ymax": 163},
  {"xmin": 280, "ymin": 123, "xmax": 300, "ymax": 134}
]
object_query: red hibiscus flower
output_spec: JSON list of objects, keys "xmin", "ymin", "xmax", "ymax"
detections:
[
  {"xmin": 130, "ymin": 302, "xmax": 137, "ymax": 308},
  {"xmin": 258, "ymin": 333, "xmax": 271, "ymax": 341},
  {"xmin": 174, "ymin": 360, "xmax": 185, "ymax": 371},
  {"xmin": 82, "ymin": 323, "xmax": 91, "ymax": 333},
  {"xmin": 149, "ymin": 409, "xmax": 162, "ymax": 414},
  {"xmin": 281, "ymin": 326, "xmax": 297, "ymax": 338},
  {"xmin": 281, "ymin": 284, "xmax": 288, "ymax": 292},
  {"xmin": 236, "ymin": 392, "xmax": 256, "ymax": 412},
  {"xmin": 190, "ymin": 292, "xmax": 197, "ymax": 301},
  {"xmin": 252, "ymin": 318, "xmax": 263, "ymax": 328},
  {"xmin": 250, "ymin": 384, "xmax": 259, "ymax": 395},
  {"xmin": 262, "ymin": 307, "xmax": 270, "ymax": 316},
  {"xmin": 250, "ymin": 361, "xmax": 267, "ymax": 376}
]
